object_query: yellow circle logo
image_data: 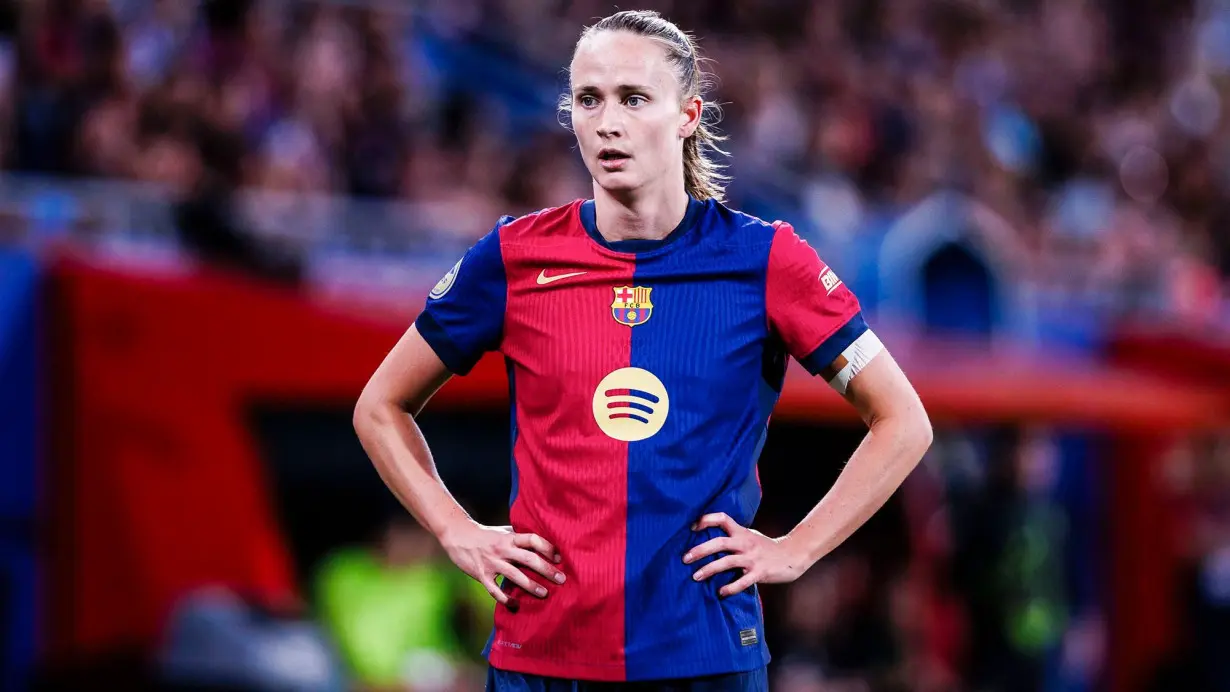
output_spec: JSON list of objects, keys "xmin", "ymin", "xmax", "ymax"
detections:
[{"xmin": 592, "ymin": 368, "xmax": 670, "ymax": 442}]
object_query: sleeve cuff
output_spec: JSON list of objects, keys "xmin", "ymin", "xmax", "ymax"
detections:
[
  {"xmin": 415, "ymin": 311, "xmax": 480, "ymax": 376},
  {"xmin": 798, "ymin": 311, "xmax": 869, "ymax": 376}
]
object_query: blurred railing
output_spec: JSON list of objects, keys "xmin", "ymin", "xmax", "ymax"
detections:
[
  {"xmin": 4, "ymin": 170, "xmax": 1217, "ymax": 345},
  {"xmin": 0, "ymin": 173, "xmax": 477, "ymax": 297}
]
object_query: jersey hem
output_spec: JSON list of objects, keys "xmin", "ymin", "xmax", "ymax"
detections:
[
  {"xmin": 799, "ymin": 310, "xmax": 868, "ymax": 376},
  {"xmin": 488, "ymin": 648, "xmax": 771, "ymax": 682},
  {"xmin": 414, "ymin": 311, "xmax": 478, "ymax": 376}
]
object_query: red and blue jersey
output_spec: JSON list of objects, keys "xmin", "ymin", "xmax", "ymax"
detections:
[{"xmin": 414, "ymin": 197, "xmax": 866, "ymax": 681}]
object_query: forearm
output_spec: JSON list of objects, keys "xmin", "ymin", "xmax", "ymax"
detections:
[
  {"xmin": 784, "ymin": 414, "xmax": 931, "ymax": 566},
  {"xmin": 353, "ymin": 400, "xmax": 472, "ymax": 541}
]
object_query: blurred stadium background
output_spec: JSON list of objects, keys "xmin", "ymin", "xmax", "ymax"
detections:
[{"xmin": 1, "ymin": 0, "xmax": 1230, "ymax": 690}]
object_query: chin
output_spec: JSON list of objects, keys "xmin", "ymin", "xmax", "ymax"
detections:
[{"xmin": 594, "ymin": 171, "xmax": 641, "ymax": 195}]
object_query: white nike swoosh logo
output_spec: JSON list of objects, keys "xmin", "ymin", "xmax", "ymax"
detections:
[{"xmin": 536, "ymin": 270, "xmax": 588, "ymax": 285}]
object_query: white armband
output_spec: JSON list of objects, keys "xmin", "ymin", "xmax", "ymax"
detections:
[{"xmin": 826, "ymin": 329, "xmax": 884, "ymax": 395}]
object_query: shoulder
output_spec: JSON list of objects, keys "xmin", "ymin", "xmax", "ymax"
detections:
[
  {"xmin": 493, "ymin": 199, "xmax": 586, "ymax": 245},
  {"xmin": 698, "ymin": 199, "xmax": 797, "ymax": 249},
  {"xmin": 702, "ymin": 202, "xmax": 835, "ymax": 280},
  {"xmin": 455, "ymin": 201, "xmax": 583, "ymax": 273}
]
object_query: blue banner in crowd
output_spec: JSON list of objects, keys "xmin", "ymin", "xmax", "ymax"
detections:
[{"xmin": 0, "ymin": 249, "xmax": 39, "ymax": 692}]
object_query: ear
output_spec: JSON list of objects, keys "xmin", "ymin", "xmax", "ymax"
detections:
[{"xmin": 679, "ymin": 94, "xmax": 703, "ymax": 139}]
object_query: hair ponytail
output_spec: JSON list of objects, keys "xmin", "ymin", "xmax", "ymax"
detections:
[{"xmin": 683, "ymin": 118, "xmax": 729, "ymax": 202}]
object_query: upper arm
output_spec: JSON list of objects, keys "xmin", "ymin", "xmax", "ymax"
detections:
[
  {"xmin": 766, "ymin": 222, "xmax": 870, "ymax": 391},
  {"xmin": 840, "ymin": 349, "xmax": 928, "ymax": 435},
  {"xmin": 412, "ymin": 219, "xmax": 511, "ymax": 376},
  {"xmin": 765, "ymin": 222, "xmax": 927, "ymax": 435},
  {"xmin": 357, "ymin": 218, "xmax": 510, "ymax": 417},
  {"xmin": 358, "ymin": 323, "xmax": 454, "ymax": 418}
]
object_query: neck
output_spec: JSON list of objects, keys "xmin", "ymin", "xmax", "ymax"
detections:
[{"xmin": 592, "ymin": 182, "xmax": 691, "ymax": 243}]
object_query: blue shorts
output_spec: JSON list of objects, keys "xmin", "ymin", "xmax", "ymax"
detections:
[{"xmin": 485, "ymin": 666, "xmax": 768, "ymax": 692}]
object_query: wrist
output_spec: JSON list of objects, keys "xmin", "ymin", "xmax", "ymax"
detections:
[
  {"xmin": 435, "ymin": 514, "xmax": 479, "ymax": 551},
  {"xmin": 779, "ymin": 530, "xmax": 820, "ymax": 570}
]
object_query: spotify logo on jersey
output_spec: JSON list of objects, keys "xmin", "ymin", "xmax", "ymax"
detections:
[{"xmin": 592, "ymin": 368, "xmax": 670, "ymax": 442}]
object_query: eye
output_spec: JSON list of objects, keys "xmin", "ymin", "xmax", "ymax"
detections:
[
  {"xmin": 577, "ymin": 95, "xmax": 598, "ymax": 108},
  {"xmin": 625, "ymin": 95, "xmax": 647, "ymax": 107}
]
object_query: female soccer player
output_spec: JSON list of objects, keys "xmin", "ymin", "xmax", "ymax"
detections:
[{"xmin": 354, "ymin": 10, "xmax": 932, "ymax": 691}]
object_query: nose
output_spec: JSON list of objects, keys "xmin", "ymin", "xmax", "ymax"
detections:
[{"xmin": 596, "ymin": 106, "xmax": 623, "ymax": 139}]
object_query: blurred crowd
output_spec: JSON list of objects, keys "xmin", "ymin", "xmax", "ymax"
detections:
[
  {"xmin": 7, "ymin": 1, "xmax": 1230, "ymax": 690},
  {"xmin": 1, "ymin": 0, "xmax": 1230, "ymax": 324}
]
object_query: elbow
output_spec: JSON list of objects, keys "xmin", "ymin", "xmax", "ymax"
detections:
[
  {"xmin": 916, "ymin": 411, "xmax": 934, "ymax": 457},
  {"xmin": 906, "ymin": 403, "xmax": 934, "ymax": 462},
  {"xmin": 869, "ymin": 402, "xmax": 933, "ymax": 460},
  {"xmin": 352, "ymin": 396, "xmax": 374, "ymax": 441},
  {"xmin": 877, "ymin": 406, "xmax": 932, "ymax": 463},
  {"xmin": 353, "ymin": 387, "xmax": 389, "ymax": 441}
]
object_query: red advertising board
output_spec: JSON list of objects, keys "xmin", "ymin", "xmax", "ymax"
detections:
[{"xmin": 44, "ymin": 254, "xmax": 1230, "ymax": 691}]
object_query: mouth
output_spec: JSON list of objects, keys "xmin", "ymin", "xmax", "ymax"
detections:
[{"xmin": 598, "ymin": 149, "xmax": 631, "ymax": 170}]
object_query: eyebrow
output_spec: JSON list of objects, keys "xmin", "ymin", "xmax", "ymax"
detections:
[{"xmin": 573, "ymin": 84, "xmax": 654, "ymax": 95}]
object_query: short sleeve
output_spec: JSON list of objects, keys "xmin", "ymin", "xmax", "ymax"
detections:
[
  {"xmin": 766, "ymin": 222, "xmax": 868, "ymax": 376},
  {"xmin": 414, "ymin": 218, "xmax": 511, "ymax": 375}
]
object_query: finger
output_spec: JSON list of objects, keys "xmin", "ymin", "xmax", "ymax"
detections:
[
  {"xmin": 694, "ymin": 512, "xmax": 741, "ymax": 536},
  {"xmin": 691, "ymin": 555, "xmax": 747, "ymax": 582},
  {"xmin": 683, "ymin": 537, "xmax": 734, "ymax": 564},
  {"xmin": 494, "ymin": 560, "xmax": 548, "ymax": 598},
  {"xmin": 720, "ymin": 572, "xmax": 759, "ymax": 598},
  {"xmin": 480, "ymin": 575, "xmax": 509, "ymax": 605},
  {"xmin": 513, "ymin": 533, "xmax": 561, "ymax": 563},
  {"xmin": 510, "ymin": 548, "xmax": 566, "ymax": 584}
]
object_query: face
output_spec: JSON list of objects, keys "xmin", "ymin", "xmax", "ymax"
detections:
[{"xmin": 569, "ymin": 31, "xmax": 702, "ymax": 197}]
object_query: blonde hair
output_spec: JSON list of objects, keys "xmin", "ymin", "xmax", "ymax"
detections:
[{"xmin": 560, "ymin": 10, "xmax": 730, "ymax": 202}]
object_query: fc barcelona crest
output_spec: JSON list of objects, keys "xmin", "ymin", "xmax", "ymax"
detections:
[{"xmin": 611, "ymin": 286, "xmax": 653, "ymax": 326}]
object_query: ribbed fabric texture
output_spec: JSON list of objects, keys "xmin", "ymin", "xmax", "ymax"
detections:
[{"xmin": 415, "ymin": 200, "xmax": 864, "ymax": 682}]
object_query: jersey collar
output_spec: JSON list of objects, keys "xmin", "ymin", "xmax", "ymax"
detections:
[{"xmin": 579, "ymin": 197, "xmax": 705, "ymax": 255}]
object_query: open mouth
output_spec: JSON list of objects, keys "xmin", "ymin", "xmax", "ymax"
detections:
[{"xmin": 598, "ymin": 150, "xmax": 630, "ymax": 170}]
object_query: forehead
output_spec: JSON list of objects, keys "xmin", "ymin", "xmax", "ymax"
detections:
[{"xmin": 570, "ymin": 30, "xmax": 676, "ymax": 91}]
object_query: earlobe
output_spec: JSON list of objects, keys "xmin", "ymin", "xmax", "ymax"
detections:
[
  {"xmin": 679, "ymin": 113, "xmax": 699, "ymax": 139},
  {"xmin": 681, "ymin": 100, "xmax": 702, "ymax": 138}
]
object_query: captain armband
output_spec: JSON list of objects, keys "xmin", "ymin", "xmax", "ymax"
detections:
[{"xmin": 821, "ymin": 330, "xmax": 884, "ymax": 395}]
